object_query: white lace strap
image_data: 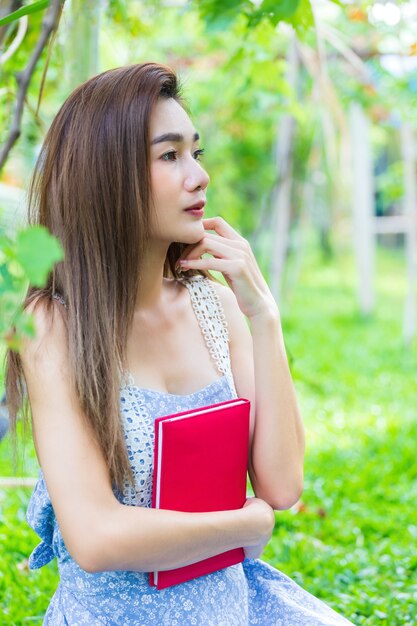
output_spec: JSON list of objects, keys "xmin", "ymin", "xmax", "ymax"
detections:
[{"xmin": 182, "ymin": 275, "xmax": 236, "ymax": 394}]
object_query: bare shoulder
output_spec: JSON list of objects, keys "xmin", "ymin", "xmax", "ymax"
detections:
[{"xmin": 21, "ymin": 296, "xmax": 68, "ymax": 376}]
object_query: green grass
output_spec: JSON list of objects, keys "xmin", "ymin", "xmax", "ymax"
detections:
[
  {"xmin": 265, "ymin": 241, "xmax": 417, "ymax": 625},
  {"xmin": 0, "ymin": 240, "xmax": 416, "ymax": 624}
]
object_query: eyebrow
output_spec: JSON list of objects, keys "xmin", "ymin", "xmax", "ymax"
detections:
[{"xmin": 151, "ymin": 132, "xmax": 200, "ymax": 145}]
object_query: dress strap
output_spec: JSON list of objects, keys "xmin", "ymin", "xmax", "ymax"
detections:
[{"xmin": 181, "ymin": 275, "xmax": 237, "ymax": 397}]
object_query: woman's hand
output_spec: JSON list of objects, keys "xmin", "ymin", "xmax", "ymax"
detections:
[
  {"xmin": 178, "ymin": 217, "xmax": 279, "ymax": 320},
  {"xmin": 241, "ymin": 497, "xmax": 276, "ymax": 560}
]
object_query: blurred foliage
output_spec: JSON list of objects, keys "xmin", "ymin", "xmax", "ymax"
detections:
[
  {"xmin": 1, "ymin": 0, "xmax": 416, "ymax": 235},
  {"xmin": 376, "ymin": 161, "xmax": 404, "ymax": 206},
  {"xmin": 0, "ymin": 224, "xmax": 63, "ymax": 351},
  {"xmin": 194, "ymin": 0, "xmax": 314, "ymax": 33}
]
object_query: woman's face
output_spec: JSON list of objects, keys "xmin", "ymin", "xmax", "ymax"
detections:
[{"xmin": 149, "ymin": 97, "xmax": 210, "ymax": 245}]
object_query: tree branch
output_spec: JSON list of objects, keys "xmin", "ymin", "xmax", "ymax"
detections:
[{"xmin": 0, "ymin": 0, "xmax": 64, "ymax": 172}]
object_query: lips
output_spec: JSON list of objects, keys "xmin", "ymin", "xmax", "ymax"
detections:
[{"xmin": 184, "ymin": 200, "xmax": 206, "ymax": 211}]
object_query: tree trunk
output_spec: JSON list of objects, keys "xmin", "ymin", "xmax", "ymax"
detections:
[{"xmin": 64, "ymin": 0, "xmax": 102, "ymax": 90}]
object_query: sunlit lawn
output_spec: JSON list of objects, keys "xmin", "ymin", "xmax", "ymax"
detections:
[
  {"xmin": 0, "ymin": 238, "xmax": 416, "ymax": 625},
  {"xmin": 265, "ymin": 239, "xmax": 417, "ymax": 625}
]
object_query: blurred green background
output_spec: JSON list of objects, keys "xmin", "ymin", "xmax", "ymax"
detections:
[{"xmin": 1, "ymin": 1, "xmax": 416, "ymax": 624}]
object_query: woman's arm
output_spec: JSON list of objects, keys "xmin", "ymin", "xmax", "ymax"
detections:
[
  {"xmin": 214, "ymin": 284, "xmax": 305, "ymax": 511},
  {"xmin": 21, "ymin": 300, "xmax": 274, "ymax": 573},
  {"xmin": 178, "ymin": 217, "xmax": 305, "ymax": 511}
]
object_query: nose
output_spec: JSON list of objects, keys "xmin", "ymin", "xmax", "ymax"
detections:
[{"xmin": 184, "ymin": 157, "xmax": 210, "ymax": 192}]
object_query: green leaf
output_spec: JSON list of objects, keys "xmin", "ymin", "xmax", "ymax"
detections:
[
  {"xmin": 260, "ymin": 0, "xmax": 300, "ymax": 20},
  {"xmin": 197, "ymin": 0, "xmax": 252, "ymax": 32},
  {"xmin": 0, "ymin": 264, "xmax": 15, "ymax": 294},
  {"xmin": 247, "ymin": 0, "xmax": 301, "ymax": 28},
  {"xmin": 0, "ymin": 0, "xmax": 50, "ymax": 27},
  {"xmin": 15, "ymin": 226, "xmax": 63, "ymax": 287},
  {"xmin": 286, "ymin": 0, "xmax": 314, "ymax": 35}
]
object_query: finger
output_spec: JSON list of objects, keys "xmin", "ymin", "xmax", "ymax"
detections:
[
  {"xmin": 203, "ymin": 232, "xmax": 247, "ymax": 249},
  {"xmin": 180, "ymin": 233, "xmax": 247, "ymax": 260},
  {"xmin": 181, "ymin": 237, "xmax": 244, "ymax": 262},
  {"xmin": 179, "ymin": 257, "xmax": 244, "ymax": 274},
  {"xmin": 180, "ymin": 233, "xmax": 230, "ymax": 256},
  {"xmin": 202, "ymin": 217, "xmax": 243, "ymax": 241},
  {"xmin": 179, "ymin": 232, "xmax": 226, "ymax": 258}
]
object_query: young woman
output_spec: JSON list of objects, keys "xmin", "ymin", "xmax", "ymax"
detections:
[{"xmin": 6, "ymin": 62, "xmax": 353, "ymax": 625}]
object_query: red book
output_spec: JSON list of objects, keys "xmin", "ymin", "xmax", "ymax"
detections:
[{"xmin": 149, "ymin": 397, "xmax": 250, "ymax": 590}]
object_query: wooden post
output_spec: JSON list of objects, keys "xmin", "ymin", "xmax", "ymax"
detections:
[
  {"xmin": 401, "ymin": 122, "xmax": 417, "ymax": 346},
  {"xmin": 350, "ymin": 103, "xmax": 375, "ymax": 315},
  {"xmin": 269, "ymin": 33, "xmax": 298, "ymax": 302}
]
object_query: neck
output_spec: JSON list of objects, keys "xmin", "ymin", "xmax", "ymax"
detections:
[{"xmin": 135, "ymin": 241, "xmax": 170, "ymax": 310}]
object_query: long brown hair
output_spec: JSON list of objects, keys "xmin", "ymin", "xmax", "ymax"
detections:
[{"xmin": 5, "ymin": 62, "xmax": 202, "ymax": 490}]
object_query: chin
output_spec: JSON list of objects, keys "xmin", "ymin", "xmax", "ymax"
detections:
[{"xmin": 177, "ymin": 224, "xmax": 205, "ymax": 245}]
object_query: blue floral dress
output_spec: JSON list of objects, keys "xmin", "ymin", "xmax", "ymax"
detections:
[{"xmin": 27, "ymin": 276, "xmax": 354, "ymax": 625}]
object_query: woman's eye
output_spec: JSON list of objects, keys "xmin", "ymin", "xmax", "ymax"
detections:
[
  {"xmin": 193, "ymin": 148, "xmax": 205, "ymax": 161},
  {"xmin": 160, "ymin": 148, "xmax": 205, "ymax": 162},
  {"xmin": 161, "ymin": 151, "xmax": 177, "ymax": 161}
]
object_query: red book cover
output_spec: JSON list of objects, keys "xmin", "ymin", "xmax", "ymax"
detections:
[{"xmin": 149, "ymin": 397, "xmax": 250, "ymax": 590}]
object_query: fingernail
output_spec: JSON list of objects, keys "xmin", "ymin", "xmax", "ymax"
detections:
[{"xmin": 179, "ymin": 260, "xmax": 189, "ymax": 266}]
